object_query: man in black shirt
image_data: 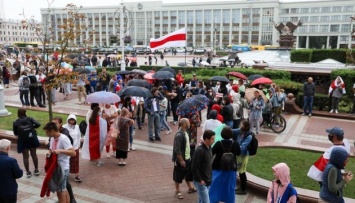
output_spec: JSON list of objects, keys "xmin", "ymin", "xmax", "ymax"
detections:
[{"xmin": 191, "ymin": 130, "xmax": 215, "ymax": 203}]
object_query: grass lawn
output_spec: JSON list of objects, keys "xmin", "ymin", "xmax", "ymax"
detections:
[
  {"xmin": 1, "ymin": 107, "xmax": 85, "ymax": 137},
  {"xmin": 248, "ymin": 148, "xmax": 355, "ymax": 199}
]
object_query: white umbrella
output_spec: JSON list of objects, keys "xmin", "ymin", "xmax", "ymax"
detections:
[
  {"xmin": 200, "ymin": 61, "xmax": 209, "ymax": 66},
  {"xmin": 86, "ymin": 91, "xmax": 121, "ymax": 104}
]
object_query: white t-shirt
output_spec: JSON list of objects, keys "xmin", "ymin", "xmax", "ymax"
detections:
[
  {"xmin": 103, "ymin": 105, "xmax": 118, "ymax": 117},
  {"xmin": 50, "ymin": 134, "xmax": 73, "ymax": 170}
]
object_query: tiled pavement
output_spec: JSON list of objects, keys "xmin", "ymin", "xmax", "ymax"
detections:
[{"xmin": 3, "ymin": 84, "xmax": 355, "ymax": 202}]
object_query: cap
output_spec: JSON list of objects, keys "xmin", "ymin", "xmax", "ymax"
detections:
[
  {"xmin": 162, "ymin": 85, "xmax": 168, "ymax": 90},
  {"xmin": 326, "ymin": 127, "xmax": 344, "ymax": 139},
  {"xmin": 193, "ymin": 73, "xmax": 196, "ymax": 76}
]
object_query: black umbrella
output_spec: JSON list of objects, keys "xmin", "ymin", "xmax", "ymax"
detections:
[
  {"xmin": 210, "ymin": 76, "xmax": 230, "ymax": 83},
  {"xmin": 248, "ymin": 74, "xmax": 263, "ymax": 81},
  {"xmin": 152, "ymin": 71, "xmax": 174, "ymax": 80},
  {"xmin": 160, "ymin": 67, "xmax": 176, "ymax": 75},
  {"xmin": 131, "ymin": 69, "xmax": 147, "ymax": 75},
  {"xmin": 228, "ymin": 59, "xmax": 235, "ymax": 62},
  {"xmin": 66, "ymin": 53, "xmax": 77, "ymax": 59},
  {"xmin": 73, "ymin": 67, "xmax": 90, "ymax": 74},
  {"xmin": 178, "ymin": 62, "xmax": 187, "ymax": 67},
  {"xmin": 117, "ymin": 86, "xmax": 152, "ymax": 97},
  {"xmin": 78, "ymin": 60, "xmax": 90, "ymax": 66},
  {"xmin": 127, "ymin": 79, "xmax": 150, "ymax": 87},
  {"xmin": 219, "ymin": 58, "xmax": 227, "ymax": 61},
  {"xmin": 116, "ymin": 70, "xmax": 132, "ymax": 75}
]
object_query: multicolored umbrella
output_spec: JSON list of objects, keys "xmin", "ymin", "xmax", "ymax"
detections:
[{"xmin": 176, "ymin": 95, "xmax": 209, "ymax": 116}]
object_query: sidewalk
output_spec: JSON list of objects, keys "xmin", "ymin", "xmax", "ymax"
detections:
[{"xmin": 3, "ymin": 84, "xmax": 355, "ymax": 202}]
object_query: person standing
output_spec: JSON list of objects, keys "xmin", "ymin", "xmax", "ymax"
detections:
[
  {"xmin": 351, "ymin": 84, "xmax": 355, "ymax": 115},
  {"xmin": 63, "ymin": 115, "xmax": 82, "ymax": 183},
  {"xmin": 209, "ymin": 127, "xmax": 241, "ymax": 203},
  {"xmin": 43, "ymin": 122, "xmax": 76, "ymax": 203},
  {"xmin": 102, "ymin": 103, "xmax": 119, "ymax": 156},
  {"xmin": 36, "ymin": 70, "xmax": 46, "ymax": 106},
  {"xmin": 81, "ymin": 105, "xmax": 107, "ymax": 166},
  {"xmin": 76, "ymin": 74, "xmax": 87, "ymax": 105},
  {"xmin": 18, "ymin": 71, "xmax": 30, "ymax": 107},
  {"xmin": 28, "ymin": 69, "xmax": 44, "ymax": 107},
  {"xmin": 144, "ymin": 87, "xmax": 164, "ymax": 142},
  {"xmin": 191, "ymin": 130, "xmax": 215, "ymax": 203},
  {"xmin": 307, "ymin": 127, "xmax": 351, "ymax": 188},
  {"xmin": 221, "ymin": 96, "xmax": 234, "ymax": 128},
  {"xmin": 99, "ymin": 68, "xmax": 110, "ymax": 92},
  {"xmin": 115, "ymin": 108, "xmax": 134, "ymax": 166},
  {"xmin": 329, "ymin": 76, "xmax": 346, "ymax": 114},
  {"xmin": 234, "ymin": 120, "xmax": 252, "ymax": 195},
  {"xmin": 159, "ymin": 92, "xmax": 172, "ymax": 134},
  {"xmin": 171, "ymin": 81, "xmax": 182, "ymax": 125},
  {"xmin": 88, "ymin": 71, "xmax": 98, "ymax": 93},
  {"xmin": 176, "ymin": 70, "xmax": 185, "ymax": 87},
  {"xmin": 192, "ymin": 57, "xmax": 196, "ymax": 67},
  {"xmin": 12, "ymin": 108, "xmax": 41, "ymax": 178},
  {"xmin": 302, "ymin": 77, "xmax": 315, "ymax": 117},
  {"xmin": 13, "ymin": 58, "xmax": 21, "ymax": 79},
  {"xmin": 319, "ymin": 147, "xmax": 353, "ymax": 203},
  {"xmin": 249, "ymin": 91, "xmax": 265, "ymax": 135},
  {"xmin": 0, "ymin": 139, "xmax": 23, "ymax": 203},
  {"xmin": 2, "ymin": 65, "xmax": 10, "ymax": 88},
  {"xmin": 267, "ymin": 163, "xmax": 298, "ymax": 203},
  {"xmin": 172, "ymin": 118, "xmax": 196, "ymax": 200}
]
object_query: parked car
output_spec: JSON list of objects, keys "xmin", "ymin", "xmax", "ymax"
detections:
[
  {"xmin": 176, "ymin": 48, "xmax": 186, "ymax": 53},
  {"xmin": 194, "ymin": 47, "xmax": 206, "ymax": 54}
]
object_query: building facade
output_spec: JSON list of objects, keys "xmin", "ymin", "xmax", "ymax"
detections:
[
  {"xmin": 41, "ymin": 0, "xmax": 355, "ymax": 49},
  {"xmin": 0, "ymin": 18, "xmax": 38, "ymax": 46}
]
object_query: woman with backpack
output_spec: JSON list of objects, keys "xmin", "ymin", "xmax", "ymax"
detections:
[
  {"xmin": 235, "ymin": 120, "xmax": 253, "ymax": 195},
  {"xmin": 209, "ymin": 126, "xmax": 240, "ymax": 203},
  {"xmin": 12, "ymin": 108, "xmax": 41, "ymax": 178},
  {"xmin": 267, "ymin": 162, "xmax": 298, "ymax": 203}
]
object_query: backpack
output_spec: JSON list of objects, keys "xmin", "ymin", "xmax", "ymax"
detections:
[
  {"xmin": 17, "ymin": 117, "xmax": 36, "ymax": 142},
  {"xmin": 79, "ymin": 120, "xmax": 87, "ymax": 135},
  {"xmin": 21, "ymin": 76, "xmax": 30, "ymax": 89},
  {"xmin": 4, "ymin": 69, "xmax": 10, "ymax": 78},
  {"xmin": 247, "ymin": 132, "xmax": 258, "ymax": 156},
  {"xmin": 272, "ymin": 183, "xmax": 301, "ymax": 203},
  {"xmin": 220, "ymin": 141, "xmax": 236, "ymax": 171},
  {"xmin": 28, "ymin": 75, "xmax": 37, "ymax": 86},
  {"xmin": 236, "ymin": 103, "xmax": 243, "ymax": 118}
]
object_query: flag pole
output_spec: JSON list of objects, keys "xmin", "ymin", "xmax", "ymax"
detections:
[{"xmin": 184, "ymin": 28, "xmax": 187, "ymax": 77}]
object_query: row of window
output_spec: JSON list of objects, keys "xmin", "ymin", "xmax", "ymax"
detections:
[
  {"xmin": 281, "ymin": 6, "xmax": 353, "ymax": 14},
  {"xmin": 0, "ymin": 31, "xmax": 33, "ymax": 36},
  {"xmin": 0, "ymin": 25, "xmax": 34, "ymax": 31},
  {"xmin": 280, "ymin": 15, "xmax": 354, "ymax": 23},
  {"xmin": 297, "ymin": 24, "xmax": 354, "ymax": 33},
  {"xmin": 0, "ymin": 37, "xmax": 36, "ymax": 42}
]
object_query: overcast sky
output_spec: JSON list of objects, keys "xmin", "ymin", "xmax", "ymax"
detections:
[{"xmin": 2, "ymin": 0, "xmax": 317, "ymax": 21}]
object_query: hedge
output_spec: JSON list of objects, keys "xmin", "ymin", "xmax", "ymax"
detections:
[
  {"xmin": 290, "ymin": 49, "xmax": 355, "ymax": 64},
  {"xmin": 290, "ymin": 50, "xmax": 312, "ymax": 62},
  {"xmin": 296, "ymin": 93, "xmax": 331, "ymax": 111}
]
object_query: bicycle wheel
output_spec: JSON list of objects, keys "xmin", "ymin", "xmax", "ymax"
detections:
[{"xmin": 270, "ymin": 115, "xmax": 286, "ymax": 133}]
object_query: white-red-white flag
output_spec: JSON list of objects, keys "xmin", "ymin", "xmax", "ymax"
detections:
[{"xmin": 150, "ymin": 27, "xmax": 186, "ymax": 50}]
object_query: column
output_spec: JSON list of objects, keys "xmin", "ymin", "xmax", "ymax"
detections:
[
  {"xmin": 98, "ymin": 13, "xmax": 102, "ymax": 47},
  {"xmin": 306, "ymin": 36, "xmax": 309, "ymax": 48},
  {"xmin": 0, "ymin": 85, "xmax": 11, "ymax": 116},
  {"xmin": 326, "ymin": 36, "xmax": 329, "ymax": 49}
]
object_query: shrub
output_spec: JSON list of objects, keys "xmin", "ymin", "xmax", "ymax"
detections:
[
  {"xmin": 296, "ymin": 93, "xmax": 331, "ymax": 111},
  {"xmin": 273, "ymin": 79, "xmax": 303, "ymax": 96},
  {"xmin": 215, "ymin": 51, "xmax": 229, "ymax": 56},
  {"xmin": 290, "ymin": 50, "xmax": 312, "ymax": 62},
  {"xmin": 311, "ymin": 49, "xmax": 347, "ymax": 63}
]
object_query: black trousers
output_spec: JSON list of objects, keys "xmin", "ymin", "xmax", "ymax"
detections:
[
  {"xmin": 29, "ymin": 86, "xmax": 42, "ymax": 106},
  {"xmin": 39, "ymin": 86, "xmax": 46, "ymax": 105},
  {"xmin": 0, "ymin": 194, "xmax": 17, "ymax": 203},
  {"xmin": 171, "ymin": 102, "xmax": 179, "ymax": 122}
]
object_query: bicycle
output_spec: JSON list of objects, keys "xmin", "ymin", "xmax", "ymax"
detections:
[{"xmin": 260, "ymin": 107, "xmax": 287, "ymax": 133}]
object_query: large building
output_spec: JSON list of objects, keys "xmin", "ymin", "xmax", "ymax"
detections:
[
  {"xmin": 41, "ymin": 0, "xmax": 355, "ymax": 49},
  {"xmin": 0, "ymin": 18, "xmax": 38, "ymax": 46}
]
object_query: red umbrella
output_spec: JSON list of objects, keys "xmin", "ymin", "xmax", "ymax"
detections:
[
  {"xmin": 228, "ymin": 72, "xmax": 247, "ymax": 80},
  {"xmin": 143, "ymin": 72, "xmax": 156, "ymax": 84},
  {"xmin": 251, "ymin": 77, "xmax": 273, "ymax": 86}
]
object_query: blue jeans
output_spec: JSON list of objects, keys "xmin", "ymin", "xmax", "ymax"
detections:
[
  {"xmin": 101, "ymin": 84, "xmax": 108, "ymax": 92},
  {"xmin": 129, "ymin": 125, "xmax": 134, "ymax": 145},
  {"xmin": 159, "ymin": 110, "xmax": 171, "ymax": 131},
  {"xmin": 303, "ymin": 96, "xmax": 313, "ymax": 114},
  {"xmin": 20, "ymin": 90, "xmax": 30, "ymax": 105},
  {"xmin": 225, "ymin": 120, "xmax": 233, "ymax": 128},
  {"xmin": 148, "ymin": 112, "xmax": 161, "ymax": 140},
  {"xmin": 194, "ymin": 181, "xmax": 210, "ymax": 203}
]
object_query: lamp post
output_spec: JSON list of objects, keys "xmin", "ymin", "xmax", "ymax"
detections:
[{"xmin": 120, "ymin": 0, "xmax": 125, "ymax": 71}]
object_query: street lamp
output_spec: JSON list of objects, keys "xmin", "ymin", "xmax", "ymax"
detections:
[{"xmin": 120, "ymin": 0, "xmax": 125, "ymax": 71}]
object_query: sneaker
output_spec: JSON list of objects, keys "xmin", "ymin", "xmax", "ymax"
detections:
[
  {"xmin": 329, "ymin": 109, "xmax": 334, "ymax": 113},
  {"xmin": 79, "ymin": 102, "xmax": 82, "ymax": 105},
  {"xmin": 148, "ymin": 138, "xmax": 154, "ymax": 143},
  {"xmin": 301, "ymin": 113, "xmax": 306, "ymax": 116},
  {"xmin": 74, "ymin": 176, "xmax": 82, "ymax": 182},
  {"xmin": 308, "ymin": 113, "xmax": 312, "ymax": 117},
  {"xmin": 155, "ymin": 138, "xmax": 162, "ymax": 142},
  {"xmin": 335, "ymin": 110, "xmax": 338, "ymax": 114},
  {"xmin": 130, "ymin": 146, "xmax": 136, "ymax": 151},
  {"xmin": 96, "ymin": 161, "xmax": 104, "ymax": 167},
  {"xmin": 106, "ymin": 154, "xmax": 111, "ymax": 158},
  {"xmin": 173, "ymin": 121, "xmax": 178, "ymax": 125},
  {"xmin": 165, "ymin": 130, "xmax": 172, "ymax": 135},
  {"xmin": 26, "ymin": 171, "xmax": 32, "ymax": 178},
  {"xmin": 34, "ymin": 169, "xmax": 40, "ymax": 176}
]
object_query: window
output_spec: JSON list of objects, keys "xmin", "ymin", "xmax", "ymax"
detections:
[
  {"xmin": 332, "ymin": 6, "xmax": 342, "ymax": 12},
  {"xmin": 340, "ymin": 35, "xmax": 349, "ymax": 41},
  {"xmin": 232, "ymin": 9, "xmax": 240, "ymax": 23},
  {"xmin": 309, "ymin": 25, "xmax": 318, "ymax": 32},
  {"xmin": 280, "ymin": 17, "xmax": 289, "ymax": 22},
  {"xmin": 298, "ymin": 25, "xmax": 308, "ymax": 33},
  {"xmin": 321, "ymin": 7, "xmax": 331, "ymax": 13},
  {"xmin": 281, "ymin": 9, "xmax": 289, "ymax": 14},
  {"xmin": 290, "ymin": 17, "xmax": 298, "ymax": 22},
  {"xmin": 213, "ymin": 10, "xmax": 221, "ymax": 23},
  {"xmin": 252, "ymin": 8, "xmax": 260, "ymax": 15},
  {"xmin": 310, "ymin": 7, "xmax": 320, "ymax": 13},
  {"xmin": 342, "ymin": 15, "xmax": 352, "ymax": 21},
  {"xmin": 223, "ymin": 10, "xmax": 230, "ymax": 24},
  {"xmin": 330, "ymin": 25, "xmax": 339, "ymax": 32},
  {"xmin": 343, "ymin": 6, "xmax": 353, "ymax": 12},
  {"xmin": 195, "ymin": 11, "xmax": 202, "ymax": 24},
  {"xmin": 320, "ymin": 16, "xmax": 329, "ymax": 22},
  {"xmin": 178, "ymin": 11, "xmax": 185, "ymax": 24},
  {"xmin": 162, "ymin": 11, "xmax": 168, "ymax": 17},
  {"xmin": 320, "ymin": 25, "xmax": 329, "ymax": 32},
  {"xmin": 310, "ymin": 16, "xmax": 319, "ymax": 22},
  {"xmin": 187, "ymin": 11, "xmax": 193, "ymax": 24},
  {"xmin": 300, "ymin": 16, "xmax": 309, "ymax": 22},
  {"xmin": 290, "ymin": 8, "xmax": 299, "ymax": 14},
  {"xmin": 205, "ymin": 10, "xmax": 212, "ymax": 24},
  {"xmin": 341, "ymin": 24, "xmax": 350, "ymax": 32},
  {"xmin": 300, "ymin": 8, "xmax": 309, "ymax": 13},
  {"xmin": 331, "ymin": 15, "xmax": 341, "ymax": 21}
]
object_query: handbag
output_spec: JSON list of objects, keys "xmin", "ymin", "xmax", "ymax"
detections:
[{"xmin": 111, "ymin": 128, "xmax": 119, "ymax": 139}]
